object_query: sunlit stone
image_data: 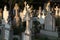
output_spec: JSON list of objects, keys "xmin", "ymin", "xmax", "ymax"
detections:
[
  {"xmin": 3, "ymin": 5, "xmax": 11, "ymax": 40},
  {"xmin": 55, "ymin": 6, "xmax": 59, "ymax": 16},
  {"xmin": 24, "ymin": 1, "xmax": 27, "ymax": 7},
  {"xmin": 3, "ymin": 5, "xmax": 9, "ymax": 23},
  {"xmin": 42, "ymin": 10, "xmax": 45, "ymax": 19},
  {"xmin": 59, "ymin": 8, "xmax": 60, "ymax": 16},
  {"xmin": 38, "ymin": 7, "xmax": 41, "ymax": 18},
  {"xmin": 20, "ymin": 11, "xmax": 25, "ymax": 22},
  {"xmin": 46, "ymin": 1, "xmax": 50, "ymax": 11}
]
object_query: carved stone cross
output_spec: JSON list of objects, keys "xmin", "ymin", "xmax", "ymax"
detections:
[
  {"xmin": 38, "ymin": 7, "xmax": 41, "ymax": 18},
  {"xmin": 55, "ymin": 6, "xmax": 59, "ymax": 16},
  {"xmin": 46, "ymin": 2, "xmax": 50, "ymax": 11},
  {"xmin": 14, "ymin": 3, "xmax": 19, "ymax": 26},
  {"xmin": 26, "ymin": 4, "xmax": 29, "ymax": 10},
  {"xmin": 14, "ymin": 3, "xmax": 19, "ymax": 16},
  {"xmin": 3, "ymin": 6, "xmax": 9, "ymax": 23}
]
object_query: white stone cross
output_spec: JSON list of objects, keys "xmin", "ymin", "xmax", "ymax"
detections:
[
  {"xmin": 26, "ymin": 16, "xmax": 29, "ymax": 30},
  {"xmin": 55, "ymin": 6, "xmax": 59, "ymax": 16},
  {"xmin": 38, "ymin": 7, "xmax": 41, "ymax": 18},
  {"xmin": 3, "ymin": 6, "xmax": 9, "ymax": 23},
  {"xmin": 42, "ymin": 10, "xmax": 45, "ymax": 19},
  {"xmin": 26, "ymin": 4, "xmax": 29, "ymax": 10},
  {"xmin": 24, "ymin": 4, "xmax": 31, "ymax": 40}
]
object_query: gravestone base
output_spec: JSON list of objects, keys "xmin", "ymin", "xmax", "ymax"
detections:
[
  {"xmin": 22, "ymin": 29, "xmax": 31, "ymax": 40},
  {"xmin": 13, "ymin": 35, "xmax": 20, "ymax": 40},
  {"xmin": 40, "ymin": 30, "xmax": 58, "ymax": 37}
]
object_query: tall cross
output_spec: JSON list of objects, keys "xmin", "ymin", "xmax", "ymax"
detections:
[
  {"xmin": 3, "ymin": 6, "xmax": 9, "ymax": 23},
  {"xmin": 14, "ymin": 3, "xmax": 19, "ymax": 26},
  {"xmin": 26, "ymin": 11, "xmax": 30, "ymax": 30},
  {"xmin": 46, "ymin": 1, "xmax": 50, "ymax": 11},
  {"xmin": 25, "ymin": 4, "xmax": 30, "ymax": 33},
  {"xmin": 55, "ymin": 6, "xmax": 59, "ymax": 16},
  {"xmin": 38, "ymin": 7, "xmax": 41, "ymax": 18},
  {"xmin": 26, "ymin": 4, "xmax": 29, "ymax": 11},
  {"xmin": 24, "ymin": 1, "xmax": 27, "ymax": 7},
  {"xmin": 42, "ymin": 10, "xmax": 45, "ymax": 19}
]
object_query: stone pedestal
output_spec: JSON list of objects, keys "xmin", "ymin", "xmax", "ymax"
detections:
[
  {"xmin": 4, "ymin": 24, "xmax": 10, "ymax": 40},
  {"xmin": 22, "ymin": 29, "xmax": 31, "ymax": 40}
]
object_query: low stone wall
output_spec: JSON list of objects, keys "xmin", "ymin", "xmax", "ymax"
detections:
[{"xmin": 40, "ymin": 30, "xmax": 58, "ymax": 37}]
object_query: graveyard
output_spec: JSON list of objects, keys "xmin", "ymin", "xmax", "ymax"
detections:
[{"xmin": 0, "ymin": 0, "xmax": 60, "ymax": 40}]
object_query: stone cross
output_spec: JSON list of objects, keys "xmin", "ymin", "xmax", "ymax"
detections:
[
  {"xmin": 20, "ymin": 11, "xmax": 25, "ymax": 22},
  {"xmin": 24, "ymin": 13, "xmax": 31, "ymax": 40},
  {"xmin": 3, "ymin": 6, "xmax": 9, "ymax": 23},
  {"xmin": 38, "ymin": 7, "xmax": 41, "ymax": 18},
  {"xmin": 42, "ymin": 10, "xmax": 45, "ymax": 19},
  {"xmin": 24, "ymin": 4, "xmax": 31, "ymax": 40},
  {"xmin": 14, "ymin": 3, "xmax": 19, "ymax": 16},
  {"xmin": 24, "ymin": 1, "xmax": 27, "ymax": 7},
  {"xmin": 26, "ymin": 4, "xmax": 30, "ymax": 30},
  {"xmin": 46, "ymin": 2, "xmax": 50, "ymax": 11},
  {"xmin": 14, "ymin": 3, "xmax": 19, "ymax": 26},
  {"xmin": 55, "ymin": 6, "xmax": 59, "ymax": 16},
  {"xmin": 26, "ymin": 4, "xmax": 29, "ymax": 10},
  {"xmin": 23, "ymin": 6, "xmax": 27, "ymax": 16}
]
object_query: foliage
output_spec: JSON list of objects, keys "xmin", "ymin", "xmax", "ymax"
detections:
[{"xmin": 32, "ymin": 20, "xmax": 40, "ymax": 38}]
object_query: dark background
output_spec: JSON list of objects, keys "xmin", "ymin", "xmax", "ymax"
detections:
[{"xmin": 0, "ymin": 0, "xmax": 60, "ymax": 9}]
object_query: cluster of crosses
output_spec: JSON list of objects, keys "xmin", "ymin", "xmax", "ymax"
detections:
[{"xmin": 0, "ymin": 1, "xmax": 60, "ymax": 40}]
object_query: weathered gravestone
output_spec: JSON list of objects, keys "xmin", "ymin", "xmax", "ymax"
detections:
[
  {"xmin": 40, "ymin": 12, "xmax": 58, "ymax": 37},
  {"xmin": 45, "ymin": 13, "xmax": 55, "ymax": 31}
]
